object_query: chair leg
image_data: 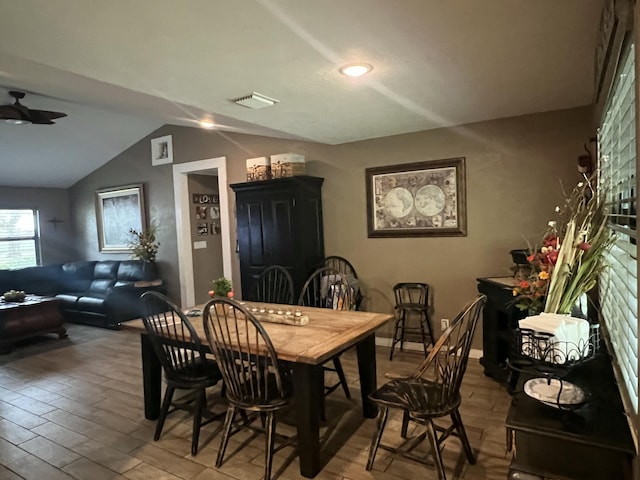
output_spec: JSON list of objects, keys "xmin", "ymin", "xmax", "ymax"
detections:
[
  {"xmin": 190, "ymin": 389, "xmax": 205, "ymax": 456},
  {"xmin": 366, "ymin": 406, "xmax": 388, "ymax": 470},
  {"xmin": 154, "ymin": 385, "xmax": 175, "ymax": 441},
  {"xmin": 333, "ymin": 357, "xmax": 351, "ymax": 399},
  {"xmin": 451, "ymin": 408, "xmax": 476, "ymax": 464},
  {"xmin": 216, "ymin": 405, "xmax": 237, "ymax": 468},
  {"xmin": 418, "ymin": 313, "xmax": 428, "ymax": 356},
  {"xmin": 390, "ymin": 317, "xmax": 401, "ymax": 360},
  {"xmin": 399, "ymin": 314, "xmax": 407, "ymax": 353},
  {"xmin": 264, "ymin": 411, "xmax": 276, "ymax": 480},
  {"xmin": 425, "ymin": 419, "xmax": 446, "ymax": 480},
  {"xmin": 401, "ymin": 410, "xmax": 410, "ymax": 439}
]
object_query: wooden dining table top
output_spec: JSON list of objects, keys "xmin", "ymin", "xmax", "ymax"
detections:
[{"xmin": 122, "ymin": 301, "xmax": 393, "ymax": 365}]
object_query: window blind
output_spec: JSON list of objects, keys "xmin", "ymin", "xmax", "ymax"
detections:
[
  {"xmin": 0, "ymin": 209, "xmax": 40, "ymax": 269},
  {"xmin": 599, "ymin": 42, "xmax": 638, "ymax": 418}
]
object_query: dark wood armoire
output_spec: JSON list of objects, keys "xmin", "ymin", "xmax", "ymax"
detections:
[{"xmin": 230, "ymin": 176, "xmax": 324, "ymax": 300}]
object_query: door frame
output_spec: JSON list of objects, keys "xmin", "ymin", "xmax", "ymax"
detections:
[{"xmin": 172, "ymin": 156, "xmax": 232, "ymax": 307}]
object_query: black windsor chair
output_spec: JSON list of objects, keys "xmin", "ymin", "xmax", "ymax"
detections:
[
  {"xmin": 202, "ymin": 298, "xmax": 294, "ymax": 480},
  {"xmin": 366, "ymin": 295, "xmax": 487, "ymax": 480},
  {"xmin": 323, "ymin": 255, "xmax": 364, "ymax": 310},
  {"xmin": 298, "ymin": 266, "xmax": 353, "ymax": 398},
  {"xmin": 389, "ymin": 282, "xmax": 435, "ymax": 360},
  {"xmin": 139, "ymin": 291, "xmax": 224, "ymax": 456},
  {"xmin": 248, "ymin": 265, "xmax": 295, "ymax": 305}
]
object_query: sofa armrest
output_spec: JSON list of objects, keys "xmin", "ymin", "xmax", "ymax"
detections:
[
  {"xmin": 133, "ymin": 279, "xmax": 163, "ymax": 288},
  {"xmin": 105, "ymin": 280, "xmax": 165, "ymax": 324}
]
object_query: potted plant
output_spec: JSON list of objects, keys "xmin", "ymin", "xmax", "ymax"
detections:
[{"xmin": 208, "ymin": 277, "xmax": 234, "ymax": 299}]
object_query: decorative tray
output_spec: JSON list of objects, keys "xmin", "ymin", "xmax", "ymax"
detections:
[{"xmin": 523, "ymin": 377, "xmax": 588, "ymax": 410}]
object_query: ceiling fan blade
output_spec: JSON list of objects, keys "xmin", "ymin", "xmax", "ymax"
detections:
[
  {"xmin": 1, "ymin": 91, "xmax": 68, "ymax": 124},
  {"xmin": 0, "ymin": 105, "xmax": 30, "ymax": 122},
  {"xmin": 31, "ymin": 109, "xmax": 67, "ymax": 120},
  {"xmin": 26, "ymin": 109, "xmax": 66, "ymax": 124}
]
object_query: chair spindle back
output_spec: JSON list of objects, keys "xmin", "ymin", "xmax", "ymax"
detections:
[
  {"xmin": 203, "ymin": 298, "xmax": 286, "ymax": 407},
  {"xmin": 140, "ymin": 291, "xmax": 210, "ymax": 384}
]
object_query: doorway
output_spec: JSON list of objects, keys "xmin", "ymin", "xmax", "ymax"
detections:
[{"xmin": 172, "ymin": 157, "xmax": 232, "ymax": 307}]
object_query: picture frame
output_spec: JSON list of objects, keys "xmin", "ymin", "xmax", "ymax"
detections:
[
  {"xmin": 96, "ymin": 184, "xmax": 146, "ymax": 252},
  {"xmin": 197, "ymin": 222, "xmax": 209, "ymax": 236},
  {"xmin": 365, "ymin": 157, "xmax": 467, "ymax": 238},
  {"xmin": 151, "ymin": 135, "xmax": 173, "ymax": 166},
  {"xmin": 192, "ymin": 193, "xmax": 219, "ymax": 204},
  {"xmin": 195, "ymin": 206, "xmax": 208, "ymax": 220}
]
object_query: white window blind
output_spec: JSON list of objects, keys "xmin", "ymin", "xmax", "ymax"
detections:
[
  {"xmin": 599, "ymin": 41, "xmax": 638, "ymax": 415},
  {"xmin": 0, "ymin": 209, "xmax": 40, "ymax": 269}
]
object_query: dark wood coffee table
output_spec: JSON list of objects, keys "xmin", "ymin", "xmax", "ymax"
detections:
[{"xmin": 0, "ymin": 295, "xmax": 67, "ymax": 353}]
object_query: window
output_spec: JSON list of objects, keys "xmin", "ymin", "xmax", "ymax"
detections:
[
  {"xmin": 0, "ymin": 209, "xmax": 40, "ymax": 269},
  {"xmin": 599, "ymin": 42, "xmax": 638, "ymax": 421}
]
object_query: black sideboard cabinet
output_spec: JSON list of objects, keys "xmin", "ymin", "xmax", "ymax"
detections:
[
  {"xmin": 477, "ymin": 277, "xmax": 635, "ymax": 479},
  {"xmin": 477, "ymin": 277, "xmax": 526, "ymax": 383},
  {"xmin": 231, "ymin": 176, "xmax": 325, "ymax": 300}
]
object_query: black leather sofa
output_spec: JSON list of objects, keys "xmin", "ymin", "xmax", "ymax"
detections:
[{"xmin": 0, "ymin": 260, "xmax": 164, "ymax": 328}]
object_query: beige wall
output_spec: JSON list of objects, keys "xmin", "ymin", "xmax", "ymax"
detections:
[
  {"xmin": 0, "ymin": 186, "xmax": 75, "ymax": 264},
  {"xmin": 324, "ymin": 107, "xmax": 592, "ymax": 338},
  {"xmin": 69, "ymin": 106, "xmax": 592, "ymax": 348}
]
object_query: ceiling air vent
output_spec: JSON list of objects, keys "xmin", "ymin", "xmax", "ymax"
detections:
[{"xmin": 232, "ymin": 92, "xmax": 279, "ymax": 110}]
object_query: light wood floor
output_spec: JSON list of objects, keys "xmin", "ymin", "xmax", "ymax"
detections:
[{"xmin": 0, "ymin": 323, "xmax": 513, "ymax": 480}]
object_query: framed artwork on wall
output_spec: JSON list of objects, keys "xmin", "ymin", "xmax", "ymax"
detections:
[
  {"xmin": 95, "ymin": 184, "xmax": 146, "ymax": 251},
  {"xmin": 151, "ymin": 135, "xmax": 173, "ymax": 166},
  {"xmin": 195, "ymin": 206, "xmax": 208, "ymax": 219},
  {"xmin": 197, "ymin": 222, "xmax": 209, "ymax": 235},
  {"xmin": 365, "ymin": 157, "xmax": 467, "ymax": 238}
]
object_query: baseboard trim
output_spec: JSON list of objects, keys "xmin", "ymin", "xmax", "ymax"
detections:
[{"xmin": 375, "ymin": 336, "xmax": 482, "ymax": 360}]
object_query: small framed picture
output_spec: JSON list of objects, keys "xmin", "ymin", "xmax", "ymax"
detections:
[
  {"xmin": 195, "ymin": 206, "xmax": 208, "ymax": 220},
  {"xmin": 210, "ymin": 206, "xmax": 220, "ymax": 219},
  {"xmin": 197, "ymin": 223, "xmax": 209, "ymax": 235},
  {"xmin": 211, "ymin": 221, "xmax": 221, "ymax": 235},
  {"xmin": 151, "ymin": 135, "xmax": 173, "ymax": 166}
]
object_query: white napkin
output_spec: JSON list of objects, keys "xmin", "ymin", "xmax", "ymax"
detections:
[{"xmin": 519, "ymin": 313, "xmax": 590, "ymax": 363}]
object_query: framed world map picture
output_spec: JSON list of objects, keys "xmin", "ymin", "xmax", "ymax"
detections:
[{"xmin": 365, "ymin": 157, "xmax": 467, "ymax": 238}]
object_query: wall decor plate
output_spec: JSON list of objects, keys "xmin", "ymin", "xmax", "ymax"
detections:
[{"xmin": 524, "ymin": 377, "xmax": 587, "ymax": 408}]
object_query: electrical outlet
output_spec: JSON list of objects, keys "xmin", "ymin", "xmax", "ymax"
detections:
[{"xmin": 440, "ymin": 318, "xmax": 450, "ymax": 331}]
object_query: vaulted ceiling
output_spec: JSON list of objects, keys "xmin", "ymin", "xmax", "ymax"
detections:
[{"xmin": 0, "ymin": 0, "xmax": 603, "ymax": 188}]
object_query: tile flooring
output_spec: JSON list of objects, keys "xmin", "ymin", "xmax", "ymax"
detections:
[{"xmin": 0, "ymin": 323, "xmax": 513, "ymax": 479}]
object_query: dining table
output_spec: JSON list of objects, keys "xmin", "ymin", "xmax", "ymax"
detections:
[{"xmin": 122, "ymin": 301, "xmax": 393, "ymax": 478}]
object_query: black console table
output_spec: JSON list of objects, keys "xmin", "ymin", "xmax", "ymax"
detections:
[
  {"xmin": 477, "ymin": 277, "xmax": 526, "ymax": 383},
  {"xmin": 477, "ymin": 277, "xmax": 635, "ymax": 479},
  {"xmin": 506, "ymin": 354, "xmax": 635, "ymax": 479}
]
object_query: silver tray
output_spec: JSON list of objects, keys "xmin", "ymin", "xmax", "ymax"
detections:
[{"xmin": 524, "ymin": 377, "xmax": 587, "ymax": 409}]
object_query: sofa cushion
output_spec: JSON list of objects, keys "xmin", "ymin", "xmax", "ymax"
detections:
[
  {"xmin": 117, "ymin": 260, "xmax": 157, "ymax": 282},
  {"xmin": 94, "ymin": 261, "xmax": 119, "ymax": 280},
  {"xmin": 89, "ymin": 279, "xmax": 116, "ymax": 293},
  {"xmin": 62, "ymin": 261, "xmax": 96, "ymax": 291},
  {"xmin": 18, "ymin": 264, "xmax": 64, "ymax": 295},
  {"xmin": 56, "ymin": 292, "xmax": 82, "ymax": 309},
  {"xmin": 76, "ymin": 294, "xmax": 108, "ymax": 313},
  {"xmin": 0, "ymin": 264, "xmax": 64, "ymax": 295}
]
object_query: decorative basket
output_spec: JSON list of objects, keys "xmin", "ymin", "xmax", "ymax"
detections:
[{"xmin": 510, "ymin": 323, "xmax": 601, "ymax": 377}]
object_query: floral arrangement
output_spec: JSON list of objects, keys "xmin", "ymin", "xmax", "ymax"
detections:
[
  {"xmin": 209, "ymin": 277, "xmax": 234, "ymax": 298},
  {"xmin": 128, "ymin": 223, "xmax": 159, "ymax": 262},
  {"xmin": 513, "ymin": 175, "xmax": 614, "ymax": 315}
]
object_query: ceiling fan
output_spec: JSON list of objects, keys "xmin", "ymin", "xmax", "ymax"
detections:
[{"xmin": 0, "ymin": 91, "xmax": 67, "ymax": 125}]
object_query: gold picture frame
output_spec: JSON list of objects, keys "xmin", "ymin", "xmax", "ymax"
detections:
[
  {"xmin": 365, "ymin": 157, "xmax": 467, "ymax": 238},
  {"xmin": 95, "ymin": 184, "xmax": 147, "ymax": 252}
]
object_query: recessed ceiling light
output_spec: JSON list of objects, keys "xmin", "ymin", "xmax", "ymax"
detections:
[
  {"xmin": 199, "ymin": 119, "xmax": 215, "ymax": 129},
  {"xmin": 339, "ymin": 63, "xmax": 373, "ymax": 77}
]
